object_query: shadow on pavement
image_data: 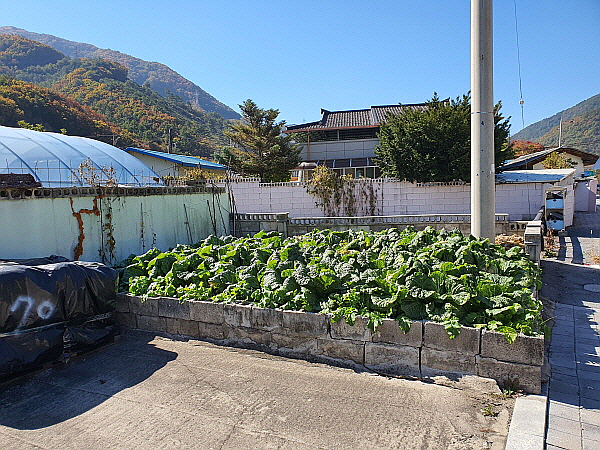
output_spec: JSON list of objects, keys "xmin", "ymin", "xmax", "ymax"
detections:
[
  {"xmin": 0, "ymin": 331, "xmax": 177, "ymax": 430},
  {"xmin": 542, "ymin": 259, "xmax": 600, "ymax": 411},
  {"xmin": 557, "ymin": 235, "xmax": 589, "ymax": 264},
  {"xmin": 541, "ymin": 259, "xmax": 599, "ymax": 307}
]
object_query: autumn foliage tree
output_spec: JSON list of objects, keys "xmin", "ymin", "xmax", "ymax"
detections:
[
  {"xmin": 542, "ymin": 151, "xmax": 577, "ymax": 170},
  {"xmin": 218, "ymin": 99, "xmax": 301, "ymax": 182},
  {"xmin": 0, "ymin": 74, "xmax": 120, "ymax": 138},
  {"xmin": 510, "ymin": 140, "xmax": 545, "ymax": 157}
]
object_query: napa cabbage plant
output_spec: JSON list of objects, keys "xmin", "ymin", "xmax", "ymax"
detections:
[{"xmin": 123, "ymin": 227, "xmax": 544, "ymax": 343}]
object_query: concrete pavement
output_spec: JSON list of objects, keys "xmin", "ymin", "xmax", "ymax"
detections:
[
  {"xmin": 0, "ymin": 331, "xmax": 512, "ymax": 450},
  {"xmin": 543, "ymin": 200, "xmax": 600, "ymax": 450}
]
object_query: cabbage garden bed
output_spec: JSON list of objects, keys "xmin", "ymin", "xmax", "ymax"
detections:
[{"xmin": 122, "ymin": 227, "xmax": 544, "ymax": 343}]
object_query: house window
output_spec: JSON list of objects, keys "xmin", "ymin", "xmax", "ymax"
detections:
[
  {"xmin": 338, "ymin": 128, "xmax": 378, "ymax": 140},
  {"xmin": 292, "ymin": 128, "xmax": 379, "ymax": 143}
]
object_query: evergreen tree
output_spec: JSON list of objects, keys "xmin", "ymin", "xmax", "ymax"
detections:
[
  {"xmin": 218, "ymin": 99, "xmax": 301, "ymax": 182},
  {"xmin": 375, "ymin": 94, "xmax": 513, "ymax": 182}
]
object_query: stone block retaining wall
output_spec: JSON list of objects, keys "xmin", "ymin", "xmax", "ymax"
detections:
[{"xmin": 116, "ymin": 294, "xmax": 544, "ymax": 394}]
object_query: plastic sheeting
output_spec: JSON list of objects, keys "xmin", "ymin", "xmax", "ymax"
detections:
[
  {"xmin": 0, "ymin": 125, "xmax": 163, "ymax": 187},
  {"xmin": 0, "ymin": 258, "xmax": 118, "ymax": 377}
]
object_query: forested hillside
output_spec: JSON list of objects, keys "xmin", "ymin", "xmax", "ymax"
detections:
[
  {"xmin": 513, "ymin": 93, "xmax": 600, "ymax": 155},
  {"xmin": 536, "ymin": 108, "xmax": 600, "ymax": 156},
  {"xmin": 0, "ymin": 34, "xmax": 229, "ymax": 157},
  {"xmin": 0, "ymin": 26, "xmax": 240, "ymax": 120},
  {"xmin": 0, "ymin": 75, "xmax": 126, "ymax": 140}
]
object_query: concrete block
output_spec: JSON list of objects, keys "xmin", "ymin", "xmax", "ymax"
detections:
[
  {"xmin": 136, "ymin": 315, "xmax": 167, "ymax": 333},
  {"xmin": 129, "ymin": 296, "xmax": 159, "ymax": 316},
  {"xmin": 223, "ymin": 303, "xmax": 252, "ymax": 328},
  {"xmin": 197, "ymin": 321, "xmax": 225, "ymax": 340},
  {"xmin": 477, "ymin": 356, "xmax": 542, "ymax": 394},
  {"xmin": 270, "ymin": 333, "xmax": 318, "ymax": 355},
  {"xmin": 158, "ymin": 297, "xmax": 190, "ymax": 320},
  {"xmin": 165, "ymin": 318, "xmax": 200, "ymax": 337},
  {"xmin": 188, "ymin": 300, "xmax": 224, "ymax": 324},
  {"xmin": 423, "ymin": 322, "xmax": 480, "ymax": 355},
  {"xmin": 481, "ymin": 330, "xmax": 544, "ymax": 366},
  {"xmin": 114, "ymin": 311, "xmax": 137, "ymax": 329},
  {"xmin": 250, "ymin": 307, "xmax": 283, "ymax": 332},
  {"xmin": 282, "ymin": 310, "xmax": 329, "ymax": 338},
  {"xmin": 316, "ymin": 338, "xmax": 365, "ymax": 364},
  {"xmin": 225, "ymin": 326, "xmax": 271, "ymax": 347},
  {"xmin": 421, "ymin": 348, "xmax": 477, "ymax": 376},
  {"xmin": 330, "ymin": 316, "xmax": 372, "ymax": 341},
  {"xmin": 115, "ymin": 293, "xmax": 130, "ymax": 313},
  {"xmin": 364, "ymin": 343, "xmax": 420, "ymax": 377},
  {"xmin": 373, "ymin": 319, "xmax": 422, "ymax": 347}
]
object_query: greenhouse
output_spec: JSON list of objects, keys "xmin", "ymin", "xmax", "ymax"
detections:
[{"xmin": 0, "ymin": 126, "xmax": 163, "ymax": 187}]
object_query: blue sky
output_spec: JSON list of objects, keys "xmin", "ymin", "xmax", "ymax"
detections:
[{"xmin": 3, "ymin": 0, "xmax": 599, "ymax": 134}]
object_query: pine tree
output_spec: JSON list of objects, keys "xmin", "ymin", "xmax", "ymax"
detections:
[{"xmin": 219, "ymin": 99, "xmax": 301, "ymax": 182}]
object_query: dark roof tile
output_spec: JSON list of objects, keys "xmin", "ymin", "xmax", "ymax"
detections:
[{"xmin": 286, "ymin": 103, "xmax": 428, "ymax": 131}]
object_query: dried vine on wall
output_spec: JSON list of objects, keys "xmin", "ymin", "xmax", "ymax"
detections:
[
  {"xmin": 305, "ymin": 166, "xmax": 382, "ymax": 217},
  {"xmin": 70, "ymin": 159, "xmax": 119, "ymax": 262}
]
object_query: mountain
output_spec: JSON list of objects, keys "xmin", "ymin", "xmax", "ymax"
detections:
[
  {"xmin": 535, "ymin": 108, "xmax": 600, "ymax": 156},
  {"xmin": 0, "ymin": 75, "xmax": 126, "ymax": 139},
  {"xmin": 0, "ymin": 26, "xmax": 240, "ymax": 120},
  {"xmin": 512, "ymin": 94, "xmax": 600, "ymax": 155},
  {"xmin": 0, "ymin": 34, "xmax": 63, "ymax": 68},
  {"xmin": 0, "ymin": 34, "xmax": 229, "ymax": 157}
]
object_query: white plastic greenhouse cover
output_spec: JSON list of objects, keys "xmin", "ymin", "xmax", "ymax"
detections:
[{"xmin": 0, "ymin": 126, "xmax": 163, "ymax": 187}]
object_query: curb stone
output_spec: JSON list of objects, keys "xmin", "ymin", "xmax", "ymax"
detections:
[{"xmin": 504, "ymin": 383, "xmax": 548, "ymax": 450}]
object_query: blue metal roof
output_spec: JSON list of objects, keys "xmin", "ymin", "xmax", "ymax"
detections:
[
  {"xmin": 125, "ymin": 147, "xmax": 227, "ymax": 170},
  {"xmin": 495, "ymin": 169, "xmax": 574, "ymax": 183}
]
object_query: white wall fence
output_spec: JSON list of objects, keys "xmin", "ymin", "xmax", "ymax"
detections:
[
  {"xmin": 232, "ymin": 212, "xmax": 519, "ymax": 238},
  {"xmin": 0, "ymin": 186, "xmax": 230, "ymax": 264},
  {"xmin": 224, "ymin": 178, "xmax": 558, "ymax": 221},
  {"xmin": 231, "ymin": 212, "xmax": 528, "ymax": 238}
]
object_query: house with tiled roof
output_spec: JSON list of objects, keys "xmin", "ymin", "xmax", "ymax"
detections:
[
  {"xmin": 284, "ymin": 103, "xmax": 427, "ymax": 179},
  {"xmin": 498, "ymin": 147, "xmax": 598, "ymax": 177}
]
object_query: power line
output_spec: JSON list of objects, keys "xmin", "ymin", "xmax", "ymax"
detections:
[{"xmin": 513, "ymin": 0, "xmax": 525, "ymax": 130}]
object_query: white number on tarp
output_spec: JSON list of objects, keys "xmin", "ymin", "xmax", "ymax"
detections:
[{"xmin": 9, "ymin": 296, "xmax": 56, "ymax": 329}]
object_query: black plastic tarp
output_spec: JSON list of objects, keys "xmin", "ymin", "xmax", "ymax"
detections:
[{"xmin": 0, "ymin": 259, "xmax": 118, "ymax": 377}]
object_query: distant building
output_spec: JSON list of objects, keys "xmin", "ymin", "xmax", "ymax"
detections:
[
  {"xmin": 125, "ymin": 148, "xmax": 227, "ymax": 179},
  {"xmin": 284, "ymin": 103, "xmax": 427, "ymax": 179},
  {"xmin": 498, "ymin": 147, "xmax": 598, "ymax": 178}
]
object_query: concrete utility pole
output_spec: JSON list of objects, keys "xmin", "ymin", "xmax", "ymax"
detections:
[
  {"xmin": 470, "ymin": 0, "xmax": 496, "ymax": 240},
  {"xmin": 167, "ymin": 128, "xmax": 173, "ymax": 154}
]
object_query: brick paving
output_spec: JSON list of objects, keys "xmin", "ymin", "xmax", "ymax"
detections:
[{"xmin": 544, "ymin": 198, "xmax": 600, "ymax": 450}]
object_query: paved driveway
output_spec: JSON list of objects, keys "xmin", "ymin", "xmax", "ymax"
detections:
[{"xmin": 0, "ymin": 330, "xmax": 512, "ymax": 450}]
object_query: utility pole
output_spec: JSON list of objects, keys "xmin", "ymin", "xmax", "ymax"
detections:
[
  {"xmin": 168, "ymin": 128, "xmax": 173, "ymax": 154},
  {"xmin": 470, "ymin": 0, "xmax": 495, "ymax": 240},
  {"xmin": 558, "ymin": 116, "xmax": 563, "ymax": 147}
]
